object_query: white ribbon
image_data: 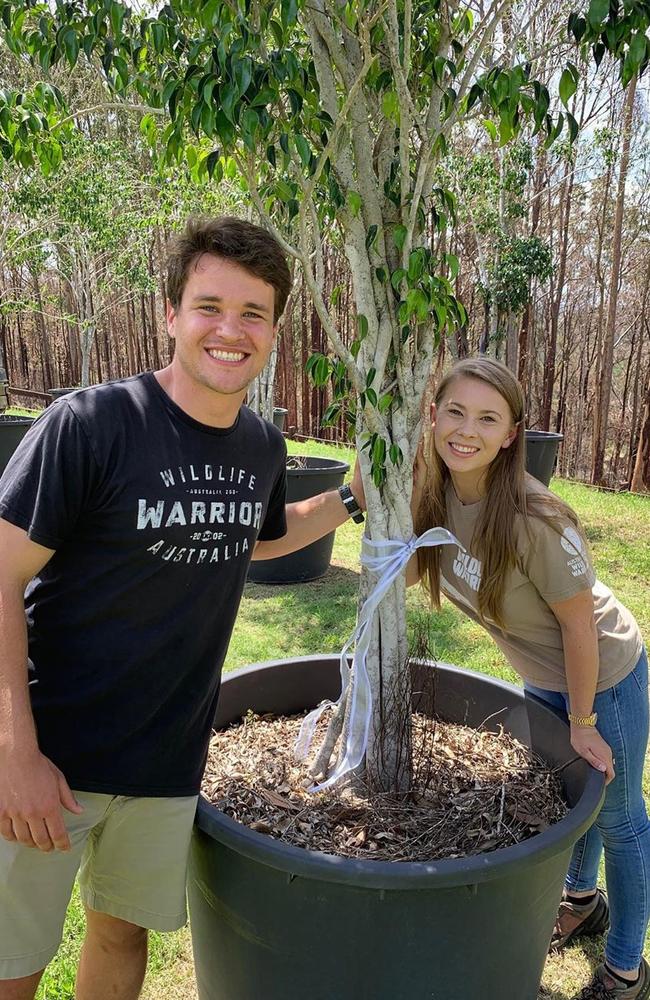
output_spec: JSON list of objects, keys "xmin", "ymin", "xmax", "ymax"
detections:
[{"xmin": 295, "ymin": 527, "xmax": 462, "ymax": 792}]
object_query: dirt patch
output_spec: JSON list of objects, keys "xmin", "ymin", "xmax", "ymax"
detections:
[{"xmin": 202, "ymin": 710, "xmax": 568, "ymax": 862}]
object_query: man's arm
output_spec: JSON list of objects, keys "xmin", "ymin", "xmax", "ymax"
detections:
[
  {"xmin": 252, "ymin": 488, "xmax": 355, "ymax": 560},
  {"xmin": 0, "ymin": 518, "xmax": 83, "ymax": 852},
  {"xmin": 252, "ymin": 460, "xmax": 365, "ymax": 560}
]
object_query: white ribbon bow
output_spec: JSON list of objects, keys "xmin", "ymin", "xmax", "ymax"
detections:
[{"xmin": 295, "ymin": 527, "xmax": 462, "ymax": 792}]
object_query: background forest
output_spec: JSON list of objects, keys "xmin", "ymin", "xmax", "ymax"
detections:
[{"xmin": 1, "ymin": 2, "xmax": 649, "ymax": 492}]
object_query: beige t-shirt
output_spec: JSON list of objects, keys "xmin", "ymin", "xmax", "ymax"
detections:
[{"xmin": 439, "ymin": 485, "xmax": 642, "ymax": 693}]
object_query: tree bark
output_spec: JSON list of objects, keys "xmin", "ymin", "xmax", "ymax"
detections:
[{"xmin": 592, "ymin": 75, "xmax": 637, "ymax": 485}]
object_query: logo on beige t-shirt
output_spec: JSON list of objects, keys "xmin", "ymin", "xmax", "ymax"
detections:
[
  {"xmin": 452, "ymin": 549, "xmax": 482, "ymax": 592},
  {"xmin": 560, "ymin": 526, "xmax": 588, "ymax": 577}
]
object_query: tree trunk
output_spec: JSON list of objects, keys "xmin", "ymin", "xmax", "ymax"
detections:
[
  {"xmin": 631, "ymin": 362, "xmax": 650, "ymax": 493},
  {"xmin": 541, "ymin": 165, "xmax": 575, "ymax": 429},
  {"xmin": 592, "ymin": 75, "xmax": 637, "ymax": 485}
]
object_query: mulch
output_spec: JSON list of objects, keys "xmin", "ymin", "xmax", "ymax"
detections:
[{"xmin": 202, "ymin": 709, "xmax": 568, "ymax": 862}]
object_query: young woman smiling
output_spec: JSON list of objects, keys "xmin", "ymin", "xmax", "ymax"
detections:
[{"xmin": 411, "ymin": 357, "xmax": 650, "ymax": 1000}]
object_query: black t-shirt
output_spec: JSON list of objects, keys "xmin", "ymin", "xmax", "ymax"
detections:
[{"xmin": 0, "ymin": 373, "xmax": 287, "ymax": 796}]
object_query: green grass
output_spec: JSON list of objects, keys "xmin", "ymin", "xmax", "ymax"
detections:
[
  {"xmin": 5, "ymin": 405, "xmax": 40, "ymax": 417},
  {"xmin": 34, "ymin": 448, "xmax": 650, "ymax": 999}
]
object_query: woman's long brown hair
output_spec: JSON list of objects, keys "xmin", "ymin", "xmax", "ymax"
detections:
[{"xmin": 415, "ymin": 357, "xmax": 581, "ymax": 631}]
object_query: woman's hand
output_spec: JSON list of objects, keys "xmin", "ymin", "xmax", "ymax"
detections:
[{"xmin": 570, "ymin": 726, "xmax": 616, "ymax": 784}]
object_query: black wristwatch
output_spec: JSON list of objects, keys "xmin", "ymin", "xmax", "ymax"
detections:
[{"xmin": 337, "ymin": 484, "xmax": 365, "ymax": 524}]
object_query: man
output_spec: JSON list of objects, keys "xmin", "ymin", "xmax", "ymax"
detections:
[{"xmin": 0, "ymin": 216, "xmax": 364, "ymax": 1000}]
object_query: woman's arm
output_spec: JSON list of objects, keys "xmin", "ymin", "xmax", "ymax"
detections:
[{"xmin": 549, "ymin": 589, "xmax": 615, "ymax": 783}]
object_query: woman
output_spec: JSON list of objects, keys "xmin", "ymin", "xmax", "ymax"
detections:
[{"xmin": 412, "ymin": 357, "xmax": 649, "ymax": 1000}]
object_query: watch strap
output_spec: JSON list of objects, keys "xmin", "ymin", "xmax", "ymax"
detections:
[{"xmin": 337, "ymin": 484, "xmax": 364, "ymax": 524}]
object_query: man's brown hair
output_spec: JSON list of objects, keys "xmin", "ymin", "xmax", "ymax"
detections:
[{"xmin": 166, "ymin": 216, "xmax": 292, "ymax": 323}]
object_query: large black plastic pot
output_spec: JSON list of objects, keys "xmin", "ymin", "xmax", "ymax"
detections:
[
  {"xmin": 47, "ymin": 387, "xmax": 78, "ymax": 401},
  {"xmin": 0, "ymin": 415, "xmax": 35, "ymax": 479},
  {"xmin": 189, "ymin": 655, "xmax": 604, "ymax": 1000},
  {"xmin": 525, "ymin": 429, "xmax": 564, "ymax": 487},
  {"xmin": 248, "ymin": 456, "xmax": 349, "ymax": 583},
  {"xmin": 272, "ymin": 406, "xmax": 288, "ymax": 432}
]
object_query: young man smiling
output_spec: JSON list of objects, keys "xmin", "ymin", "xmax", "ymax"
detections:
[{"xmin": 0, "ymin": 216, "xmax": 364, "ymax": 1000}]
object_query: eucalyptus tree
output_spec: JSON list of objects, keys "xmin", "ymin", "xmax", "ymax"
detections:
[
  {"xmin": 2, "ymin": 0, "xmax": 647, "ymax": 792},
  {"xmin": 3, "ymin": 131, "xmax": 160, "ymax": 385}
]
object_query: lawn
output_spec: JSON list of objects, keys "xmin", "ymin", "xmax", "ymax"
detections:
[{"xmin": 34, "ymin": 440, "xmax": 650, "ymax": 1000}]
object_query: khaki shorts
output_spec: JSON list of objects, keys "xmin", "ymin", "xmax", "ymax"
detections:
[{"xmin": 0, "ymin": 790, "xmax": 198, "ymax": 980}]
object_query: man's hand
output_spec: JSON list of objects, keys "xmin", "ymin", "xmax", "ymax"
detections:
[
  {"xmin": 570, "ymin": 726, "xmax": 615, "ymax": 785},
  {"xmin": 0, "ymin": 749, "xmax": 83, "ymax": 852}
]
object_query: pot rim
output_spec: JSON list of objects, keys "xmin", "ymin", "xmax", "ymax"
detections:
[
  {"xmin": 285, "ymin": 456, "xmax": 350, "ymax": 475},
  {"xmin": 524, "ymin": 429, "xmax": 564, "ymax": 442},
  {"xmin": 0, "ymin": 415, "xmax": 35, "ymax": 425},
  {"xmin": 196, "ymin": 656, "xmax": 604, "ymax": 890}
]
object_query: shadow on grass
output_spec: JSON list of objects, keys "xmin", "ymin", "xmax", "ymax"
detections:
[{"xmin": 244, "ymin": 563, "xmax": 360, "ymax": 600}]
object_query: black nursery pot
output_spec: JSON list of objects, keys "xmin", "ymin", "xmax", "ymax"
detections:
[
  {"xmin": 0, "ymin": 415, "xmax": 35, "ymax": 479},
  {"xmin": 188, "ymin": 656, "xmax": 604, "ymax": 1000},
  {"xmin": 525, "ymin": 429, "xmax": 564, "ymax": 487},
  {"xmin": 272, "ymin": 406, "xmax": 288, "ymax": 432},
  {"xmin": 47, "ymin": 387, "xmax": 78, "ymax": 400},
  {"xmin": 247, "ymin": 456, "xmax": 349, "ymax": 583}
]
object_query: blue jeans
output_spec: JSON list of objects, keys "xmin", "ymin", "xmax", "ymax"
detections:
[{"xmin": 526, "ymin": 647, "xmax": 650, "ymax": 972}]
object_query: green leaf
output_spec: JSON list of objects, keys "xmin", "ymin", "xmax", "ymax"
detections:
[
  {"xmin": 233, "ymin": 56, "xmax": 252, "ymax": 96},
  {"xmin": 139, "ymin": 113, "xmax": 157, "ymax": 147},
  {"xmin": 498, "ymin": 105, "xmax": 514, "ymax": 145},
  {"xmin": 151, "ymin": 22, "xmax": 165, "ymax": 54},
  {"xmin": 322, "ymin": 402, "xmax": 341, "ymax": 426},
  {"xmin": 393, "ymin": 224, "xmax": 407, "ymax": 251},
  {"xmin": 587, "ymin": 0, "xmax": 609, "ymax": 29},
  {"xmin": 389, "ymin": 443, "xmax": 402, "ymax": 466},
  {"xmin": 281, "ymin": 0, "xmax": 299, "ymax": 28},
  {"xmin": 407, "ymin": 249, "xmax": 424, "ymax": 282},
  {"xmin": 467, "ymin": 82, "xmax": 483, "ymax": 111},
  {"xmin": 357, "ymin": 314, "xmax": 369, "ymax": 340},
  {"xmin": 109, "ymin": 2, "xmax": 125, "ymax": 40},
  {"xmin": 365, "ymin": 224, "xmax": 378, "ymax": 252},
  {"xmin": 366, "ymin": 387, "xmax": 377, "ymax": 407},
  {"xmin": 382, "ymin": 90, "xmax": 399, "ymax": 121},
  {"xmin": 330, "ymin": 284, "xmax": 343, "ymax": 306},
  {"xmin": 567, "ymin": 111, "xmax": 579, "ymax": 143},
  {"xmin": 294, "ymin": 133, "xmax": 310, "ymax": 167},
  {"xmin": 406, "ymin": 288, "xmax": 429, "ymax": 321},
  {"xmin": 378, "ymin": 393, "xmax": 392, "ymax": 413},
  {"xmin": 269, "ymin": 19, "xmax": 284, "ymax": 48},
  {"xmin": 482, "ymin": 119, "xmax": 498, "ymax": 141},
  {"xmin": 559, "ymin": 66, "xmax": 578, "ymax": 107},
  {"xmin": 205, "ymin": 149, "xmax": 221, "ymax": 179},
  {"xmin": 629, "ymin": 31, "xmax": 647, "ymax": 65},
  {"xmin": 347, "ymin": 190, "xmax": 362, "ymax": 217},
  {"xmin": 372, "ymin": 435, "xmax": 386, "ymax": 466},
  {"xmin": 62, "ymin": 27, "xmax": 79, "ymax": 68},
  {"xmin": 621, "ymin": 52, "xmax": 637, "ymax": 87},
  {"xmin": 445, "ymin": 253, "xmax": 459, "ymax": 280},
  {"xmin": 366, "ymin": 367, "xmax": 376, "ymax": 387},
  {"xmin": 391, "ymin": 268, "xmax": 406, "ymax": 291}
]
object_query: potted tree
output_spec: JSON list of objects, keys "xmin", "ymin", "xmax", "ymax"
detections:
[
  {"xmin": 189, "ymin": 655, "xmax": 604, "ymax": 1000},
  {"xmin": 5, "ymin": 2, "xmax": 644, "ymax": 996}
]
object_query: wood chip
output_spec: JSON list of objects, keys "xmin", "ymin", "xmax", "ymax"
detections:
[{"xmin": 202, "ymin": 711, "xmax": 568, "ymax": 863}]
